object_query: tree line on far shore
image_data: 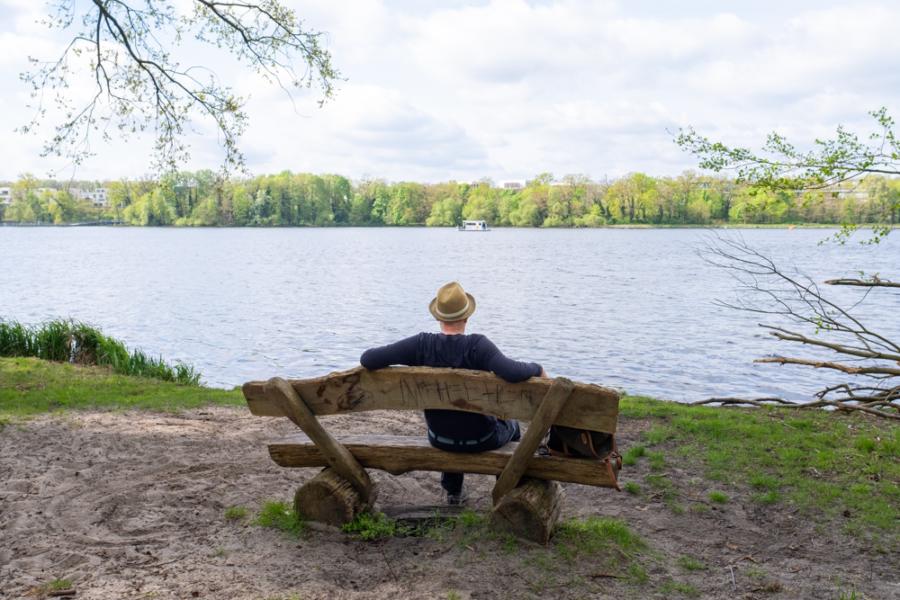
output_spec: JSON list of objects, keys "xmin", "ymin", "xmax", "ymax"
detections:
[{"xmin": 1, "ymin": 170, "xmax": 897, "ymax": 227}]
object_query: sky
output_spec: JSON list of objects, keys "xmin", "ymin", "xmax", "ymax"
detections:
[{"xmin": 1, "ymin": 0, "xmax": 899, "ymax": 182}]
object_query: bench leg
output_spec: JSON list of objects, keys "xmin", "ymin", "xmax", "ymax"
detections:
[
  {"xmin": 294, "ymin": 467, "xmax": 378, "ymax": 526},
  {"xmin": 490, "ymin": 478, "xmax": 563, "ymax": 544}
]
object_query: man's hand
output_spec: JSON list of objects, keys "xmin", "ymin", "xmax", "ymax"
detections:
[{"xmin": 540, "ymin": 368, "xmax": 549, "ymax": 378}]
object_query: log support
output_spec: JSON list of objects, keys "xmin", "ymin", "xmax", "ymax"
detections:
[
  {"xmin": 492, "ymin": 377, "xmax": 574, "ymax": 505},
  {"xmin": 267, "ymin": 377, "xmax": 375, "ymax": 504},
  {"xmin": 294, "ymin": 468, "xmax": 375, "ymax": 526},
  {"xmin": 490, "ymin": 478, "xmax": 563, "ymax": 544}
]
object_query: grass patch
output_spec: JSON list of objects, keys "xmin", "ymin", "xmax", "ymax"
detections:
[
  {"xmin": 644, "ymin": 425, "xmax": 675, "ymax": 445},
  {"xmin": 753, "ymin": 490, "xmax": 781, "ymax": 505},
  {"xmin": 659, "ymin": 579, "xmax": 700, "ymax": 597},
  {"xmin": 620, "ymin": 395, "xmax": 900, "ymax": 545},
  {"xmin": 708, "ymin": 491, "xmax": 729, "ymax": 504},
  {"xmin": 647, "ymin": 451, "xmax": 666, "ymax": 471},
  {"xmin": 224, "ymin": 506, "xmax": 249, "ymax": 521},
  {"xmin": 457, "ymin": 508, "xmax": 484, "ymax": 529},
  {"xmin": 623, "ymin": 481, "xmax": 641, "ymax": 495},
  {"xmin": 677, "ymin": 555, "xmax": 706, "ymax": 571},
  {"xmin": 622, "ymin": 445, "xmax": 646, "ymax": 466},
  {"xmin": 47, "ymin": 578, "xmax": 73, "ymax": 591},
  {"xmin": 0, "ymin": 318, "xmax": 199, "ymax": 384},
  {"xmin": 255, "ymin": 501, "xmax": 305, "ymax": 538},
  {"xmin": 342, "ymin": 511, "xmax": 407, "ymax": 540},
  {"xmin": 555, "ymin": 516, "xmax": 644, "ymax": 559},
  {"xmin": 627, "ymin": 563, "xmax": 649, "ymax": 584},
  {"xmin": 0, "ymin": 357, "xmax": 242, "ymax": 419},
  {"xmin": 30, "ymin": 578, "xmax": 74, "ymax": 598}
]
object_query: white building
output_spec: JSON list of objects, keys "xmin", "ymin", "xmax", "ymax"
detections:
[
  {"xmin": 74, "ymin": 188, "xmax": 110, "ymax": 207},
  {"xmin": 0, "ymin": 187, "xmax": 11, "ymax": 205}
]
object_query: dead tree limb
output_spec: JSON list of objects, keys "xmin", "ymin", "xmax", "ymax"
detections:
[
  {"xmin": 699, "ymin": 233, "xmax": 899, "ymax": 420},
  {"xmin": 825, "ymin": 278, "xmax": 900, "ymax": 288}
]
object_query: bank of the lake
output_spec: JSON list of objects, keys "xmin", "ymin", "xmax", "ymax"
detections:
[
  {"xmin": 2, "ymin": 356, "xmax": 897, "ymax": 599},
  {"xmin": 2, "ymin": 356, "xmax": 896, "ymax": 547}
]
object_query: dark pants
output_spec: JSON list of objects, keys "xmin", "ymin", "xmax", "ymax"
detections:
[{"xmin": 428, "ymin": 419, "xmax": 522, "ymax": 495}]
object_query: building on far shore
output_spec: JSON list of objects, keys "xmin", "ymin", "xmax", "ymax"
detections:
[
  {"xmin": 502, "ymin": 181, "xmax": 524, "ymax": 190},
  {"xmin": 0, "ymin": 187, "xmax": 10, "ymax": 205},
  {"xmin": 73, "ymin": 188, "xmax": 110, "ymax": 207}
]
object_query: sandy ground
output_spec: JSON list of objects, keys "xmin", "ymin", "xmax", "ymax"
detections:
[{"xmin": 1, "ymin": 407, "xmax": 896, "ymax": 600}]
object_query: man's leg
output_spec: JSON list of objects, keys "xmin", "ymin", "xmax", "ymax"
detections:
[
  {"xmin": 494, "ymin": 419, "xmax": 521, "ymax": 446},
  {"xmin": 441, "ymin": 472, "xmax": 464, "ymax": 496}
]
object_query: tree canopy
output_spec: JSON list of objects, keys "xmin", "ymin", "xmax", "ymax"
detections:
[
  {"xmin": 3, "ymin": 170, "xmax": 897, "ymax": 228},
  {"xmin": 676, "ymin": 108, "xmax": 899, "ymax": 241}
]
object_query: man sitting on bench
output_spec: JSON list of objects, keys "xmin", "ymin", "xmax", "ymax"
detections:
[{"xmin": 360, "ymin": 281, "xmax": 547, "ymax": 505}]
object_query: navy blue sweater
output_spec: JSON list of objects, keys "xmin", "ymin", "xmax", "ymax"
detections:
[{"xmin": 360, "ymin": 332, "xmax": 543, "ymax": 440}]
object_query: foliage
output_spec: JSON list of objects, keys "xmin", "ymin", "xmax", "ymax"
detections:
[
  {"xmin": 4, "ymin": 170, "xmax": 898, "ymax": 228},
  {"xmin": 676, "ymin": 108, "xmax": 899, "ymax": 242},
  {"xmin": 0, "ymin": 319, "xmax": 200, "ymax": 384},
  {"xmin": 19, "ymin": 1, "xmax": 339, "ymax": 172}
]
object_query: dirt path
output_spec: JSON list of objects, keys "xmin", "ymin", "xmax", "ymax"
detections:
[{"xmin": 0, "ymin": 408, "xmax": 896, "ymax": 599}]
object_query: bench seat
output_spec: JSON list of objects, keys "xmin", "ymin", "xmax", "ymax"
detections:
[{"xmin": 268, "ymin": 433, "xmax": 620, "ymax": 488}]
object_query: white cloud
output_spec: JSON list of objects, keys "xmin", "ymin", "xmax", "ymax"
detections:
[{"xmin": 1, "ymin": 0, "xmax": 899, "ymax": 181}]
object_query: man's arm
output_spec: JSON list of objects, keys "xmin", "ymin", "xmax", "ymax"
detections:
[
  {"xmin": 360, "ymin": 334, "xmax": 420, "ymax": 370},
  {"xmin": 475, "ymin": 336, "xmax": 543, "ymax": 383}
]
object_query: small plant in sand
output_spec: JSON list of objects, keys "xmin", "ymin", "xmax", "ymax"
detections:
[
  {"xmin": 224, "ymin": 506, "xmax": 249, "ymax": 521},
  {"xmin": 621, "ymin": 445, "xmax": 646, "ymax": 466},
  {"xmin": 623, "ymin": 481, "xmax": 641, "ymax": 495},
  {"xmin": 677, "ymin": 555, "xmax": 706, "ymax": 571},
  {"xmin": 708, "ymin": 491, "xmax": 729, "ymax": 504},
  {"xmin": 255, "ymin": 501, "xmax": 305, "ymax": 538},
  {"xmin": 659, "ymin": 579, "xmax": 700, "ymax": 597},
  {"xmin": 555, "ymin": 516, "xmax": 645, "ymax": 561},
  {"xmin": 341, "ymin": 511, "xmax": 408, "ymax": 540},
  {"xmin": 30, "ymin": 578, "xmax": 74, "ymax": 598}
]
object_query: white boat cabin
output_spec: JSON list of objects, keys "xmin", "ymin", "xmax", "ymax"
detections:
[{"xmin": 458, "ymin": 220, "xmax": 490, "ymax": 231}]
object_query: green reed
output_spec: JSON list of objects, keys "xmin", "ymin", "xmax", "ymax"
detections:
[{"xmin": 0, "ymin": 319, "xmax": 200, "ymax": 385}]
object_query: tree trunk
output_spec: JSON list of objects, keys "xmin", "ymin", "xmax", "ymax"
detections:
[
  {"xmin": 490, "ymin": 478, "xmax": 563, "ymax": 544},
  {"xmin": 293, "ymin": 468, "xmax": 375, "ymax": 526}
]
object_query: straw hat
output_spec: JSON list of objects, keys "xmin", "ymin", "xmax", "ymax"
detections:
[{"xmin": 429, "ymin": 281, "xmax": 476, "ymax": 322}]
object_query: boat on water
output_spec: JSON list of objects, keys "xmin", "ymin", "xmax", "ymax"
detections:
[{"xmin": 458, "ymin": 220, "xmax": 490, "ymax": 231}]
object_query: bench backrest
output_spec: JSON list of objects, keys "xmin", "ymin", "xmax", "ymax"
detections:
[{"xmin": 242, "ymin": 366, "xmax": 619, "ymax": 433}]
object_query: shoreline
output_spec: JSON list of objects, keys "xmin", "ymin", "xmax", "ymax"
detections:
[
  {"xmin": 1, "ymin": 356, "xmax": 896, "ymax": 599},
  {"xmin": 0, "ymin": 222, "xmax": 869, "ymax": 230}
]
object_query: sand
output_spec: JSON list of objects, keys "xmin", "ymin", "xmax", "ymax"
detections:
[{"xmin": 1, "ymin": 408, "xmax": 896, "ymax": 599}]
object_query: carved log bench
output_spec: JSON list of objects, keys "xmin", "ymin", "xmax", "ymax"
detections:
[{"xmin": 242, "ymin": 366, "xmax": 621, "ymax": 543}]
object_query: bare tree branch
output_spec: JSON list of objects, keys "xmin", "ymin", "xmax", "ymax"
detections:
[
  {"xmin": 698, "ymin": 233, "xmax": 899, "ymax": 420},
  {"xmin": 825, "ymin": 278, "xmax": 900, "ymax": 288},
  {"xmin": 18, "ymin": 0, "xmax": 340, "ymax": 174}
]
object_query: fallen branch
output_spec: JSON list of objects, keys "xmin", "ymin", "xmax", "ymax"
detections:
[
  {"xmin": 756, "ymin": 356, "xmax": 900, "ymax": 377},
  {"xmin": 691, "ymin": 397, "xmax": 900, "ymax": 420},
  {"xmin": 825, "ymin": 278, "xmax": 900, "ymax": 288}
]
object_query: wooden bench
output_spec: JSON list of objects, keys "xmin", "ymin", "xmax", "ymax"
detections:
[{"xmin": 242, "ymin": 366, "xmax": 621, "ymax": 542}]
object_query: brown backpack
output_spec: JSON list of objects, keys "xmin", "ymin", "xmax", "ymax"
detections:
[{"xmin": 543, "ymin": 425, "xmax": 622, "ymax": 490}]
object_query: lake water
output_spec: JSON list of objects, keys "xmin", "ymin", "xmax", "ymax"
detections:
[{"xmin": 1, "ymin": 227, "xmax": 897, "ymax": 401}]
